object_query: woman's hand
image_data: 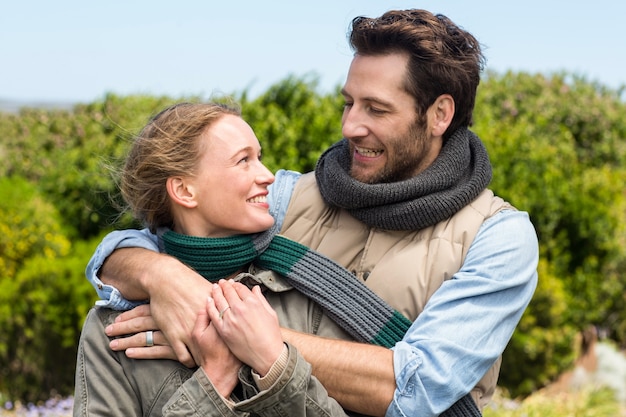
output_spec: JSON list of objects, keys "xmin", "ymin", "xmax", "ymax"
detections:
[
  {"xmin": 190, "ymin": 299, "xmax": 242, "ymax": 397},
  {"xmin": 209, "ymin": 280, "xmax": 284, "ymax": 376}
]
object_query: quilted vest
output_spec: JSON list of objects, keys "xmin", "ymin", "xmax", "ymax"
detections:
[{"xmin": 279, "ymin": 172, "xmax": 513, "ymax": 408}]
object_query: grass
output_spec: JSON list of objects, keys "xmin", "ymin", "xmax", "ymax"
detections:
[{"xmin": 484, "ymin": 386, "xmax": 625, "ymax": 417}]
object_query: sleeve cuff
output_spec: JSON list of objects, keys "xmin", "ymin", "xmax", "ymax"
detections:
[{"xmin": 251, "ymin": 344, "xmax": 289, "ymax": 391}]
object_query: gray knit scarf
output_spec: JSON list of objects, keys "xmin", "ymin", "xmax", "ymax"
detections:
[
  {"xmin": 315, "ymin": 127, "xmax": 490, "ymax": 416},
  {"xmin": 315, "ymin": 128, "xmax": 492, "ymax": 231}
]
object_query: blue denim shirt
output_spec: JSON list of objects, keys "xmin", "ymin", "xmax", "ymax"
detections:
[{"xmin": 85, "ymin": 169, "xmax": 538, "ymax": 417}]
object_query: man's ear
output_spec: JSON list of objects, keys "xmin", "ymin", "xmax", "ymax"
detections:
[
  {"xmin": 430, "ymin": 94, "xmax": 455, "ymax": 137},
  {"xmin": 166, "ymin": 177, "xmax": 198, "ymax": 208}
]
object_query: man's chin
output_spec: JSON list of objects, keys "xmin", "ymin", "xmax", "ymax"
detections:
[{"xmin": 350, "ymin": 167, "xmax": 380, "ymax": 184}]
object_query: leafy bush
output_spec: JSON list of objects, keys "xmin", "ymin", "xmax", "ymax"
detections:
[
  {"xmin": 0, "ymin": 177, "xmax": 100, "ymax": 401},
  {"xmin": 0, "ymin": 94, "xmax": 183, "ymax": 238},
  {"xmin": 474, "ymin": 71, "xmax": 626, "ymax": 395},
  {"xmin": 240, "ymin": 74, "xmax": 343, "ymax": 174}
]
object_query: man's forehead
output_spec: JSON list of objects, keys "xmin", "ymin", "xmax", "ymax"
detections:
[{"xmin": 342, "ymin": 54, "xmax": 413, "ymax": 105}]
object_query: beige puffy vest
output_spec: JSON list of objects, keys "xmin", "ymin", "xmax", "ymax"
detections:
[{"xmin": 279, "ymin": 172, "xmax": 513, "ymax": 409}]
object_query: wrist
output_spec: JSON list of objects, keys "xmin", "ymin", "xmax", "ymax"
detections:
[
  {"xmin": 138, "ymin": 253, "xmax": 177, "ymax": 296},
  {"xmin": 253, "ymin": 344, "xmax": 289, "ymax": 390},
  {"xmin": 202, "ymin": 364, "xmax": 240, "ymax": 398},
  {"xmin": 254, "ymin": 341, "xmax": 286, "ymax": 377}
]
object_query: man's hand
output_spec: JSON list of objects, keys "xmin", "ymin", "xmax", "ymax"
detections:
[
  {"xmin": 106, "ymin": 304, "xmax": 180, "ymax": 363},
  {"xmin": 100, "ymin": 248, "xmax": 212, "ymax": 366}
]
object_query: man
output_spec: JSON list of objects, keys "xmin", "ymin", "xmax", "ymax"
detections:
[{"xmin": 88, "ymin": 9, "xmax": 538, "ymax": 416}]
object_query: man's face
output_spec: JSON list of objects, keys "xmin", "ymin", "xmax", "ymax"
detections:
[{"xmin": 341, "ymin": 53, "xmax": 440, "ymax": 184}]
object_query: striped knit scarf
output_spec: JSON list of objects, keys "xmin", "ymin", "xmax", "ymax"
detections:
[
  {"xmin": 161, "ymin": 224, "xmax": 411, "ymax": 349},
  {"xmin": 162, "ymin": 226, "xmax": 481, "ymax": 417}
]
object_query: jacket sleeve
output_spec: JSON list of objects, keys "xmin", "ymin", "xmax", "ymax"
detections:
[
  {"xmin": 235, "ymin": 343, "xmax": 353, "ymax": 417},
  {"xmin": 75, "ymin": 308, "xmax": 197, "ymax": 417},
  {"xmin": 74, "ymin": 309, "xmax": 143, "ymax": 417},
  {"xmin": 162, "ymin": 368, "xmax": 245, "ymax": 417}
]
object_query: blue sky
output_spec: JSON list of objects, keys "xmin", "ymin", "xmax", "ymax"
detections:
[{"xmin": 1, "ymin": 0, "xmax": 624, "ymax": 103}]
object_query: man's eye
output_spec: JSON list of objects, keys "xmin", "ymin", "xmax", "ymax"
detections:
[{"xmin": 238, "ymin": 157, "xmax": 249, "ymax": 164}]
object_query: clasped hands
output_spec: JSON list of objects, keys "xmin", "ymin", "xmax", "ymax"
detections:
[{"xmin": 105, "ymin": 279, "xmax": 284, "ymax": 396}]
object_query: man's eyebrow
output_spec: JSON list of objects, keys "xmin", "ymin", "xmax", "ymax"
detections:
[{"xmin": 341, "ymin": 88, "xmax": 395, "ymax": 108}]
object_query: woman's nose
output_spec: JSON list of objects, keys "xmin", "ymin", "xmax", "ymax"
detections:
[{"xmin": 257, "ymin": 163, "xmax": 275, "ymax": 185}]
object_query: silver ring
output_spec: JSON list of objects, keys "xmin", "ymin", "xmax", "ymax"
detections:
[
  {"xmin": 219, "ymin": 306, "xmax": 231, "ymax": 320},
  {"xmin": 146, "ymin": 330, "xmax": 154, "ymax": 347}
]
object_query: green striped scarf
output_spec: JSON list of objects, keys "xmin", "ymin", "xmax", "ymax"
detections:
[
  {"xmin": 161, "ymin": 225, "xmax": 411, "ymax": 348},
  {"xmin": 161, "ymin": 225, "xmax": 482, "ymax": 417}
]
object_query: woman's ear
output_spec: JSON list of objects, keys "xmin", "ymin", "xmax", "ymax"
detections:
[
  {"xmin": 166, "ymin": 177, "xmax": 198, "ymax": 208},
  {"xmin": 430, "ymin": 94, "xmax": 455, "ymax": 137}
]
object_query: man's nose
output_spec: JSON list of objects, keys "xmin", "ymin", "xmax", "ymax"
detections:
[{"xmin": 342, "ymin": 108, "xmax": 368, "ymax": 139}]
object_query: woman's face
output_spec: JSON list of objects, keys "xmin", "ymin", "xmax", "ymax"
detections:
[{"xmin": 178, "ymin": 114, "xmax": 275, "ymax": 237}]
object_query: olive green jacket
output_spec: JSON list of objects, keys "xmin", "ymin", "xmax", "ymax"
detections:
[{"xmin": 73, "ymin": 269, "xmax": 360, "ymax": 417}]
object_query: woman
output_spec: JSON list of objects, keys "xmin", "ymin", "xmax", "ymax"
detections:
[{"xmin": 74, "ymin": 102, "xmax": 410, "ymax": 416}]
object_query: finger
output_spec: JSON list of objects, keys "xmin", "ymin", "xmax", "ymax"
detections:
[
  {"xmin": 115, "ymin": 304, "xmax": 151, "ymax": 322},
  {"xmin": 110, "ymin": 332, "xmax": 145, "ymax": 351},
  {"xmin": 125, "ymin": 345, "xmax": 178, "ymax": 361},
  {"xmin": 193, "ymin": 300, "xmax": 210, "ymax": 335},
  {"xmin": 250, "ymin": 285, "xmax": 264, "ymax": 301},
  {"xmin": 220, "ymin": 279, "xmax": 243, "ymax": 304},
  {"xmin": 252, "ymin": 285, "xmax": 275, "ymax": 315},
  {"xmin": 211, "ymin": 283, "xmax": 229, "ymax": 312},
  {"xmin": 206, "ymin": 296, "xmax": 220, "ymax": 323},
  {"xmin": 171, "ymin": 342, "xmax": 196, "ymax": 368},
  {"xmin": 150, "ymin": 330, "xmax": 169, "ymax": 346},
  {"xmin": 106, "ymin": 315, "xmax": 157, "ymax": 337},
  {"xmin": 233, "ymin": 282, "xmax": 255, "ymax": 300},
  {"xmin": 109, "ymin": 330, "xmax": 165, "ymax": 351}
]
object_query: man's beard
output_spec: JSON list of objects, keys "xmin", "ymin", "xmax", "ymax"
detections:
[{"xmin": 350, "ymin": 120, "xmax": 431, "ymax": 184}]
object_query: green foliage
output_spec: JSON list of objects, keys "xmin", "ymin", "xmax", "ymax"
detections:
[
  {"xmin": 239, "ymin": 75, "xmax": 343, "ymax": 173},
  {"xmin": 484, "ymin": 386, "xmax": 621, "ymax": 417},
  {"xmin": 474, "ymin": 71, "xmax": 626, "ymax": 395},
  {"xmin": 0, "ymin": 94, "xmax": 184, "ymax": 238},
  {"xmin": 0, "ymin": 177, "xmax": 70, "ymax": 281},
  {"xmin": 0, "ymin": 177, "xmax": 100, "ymax": 402}
]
